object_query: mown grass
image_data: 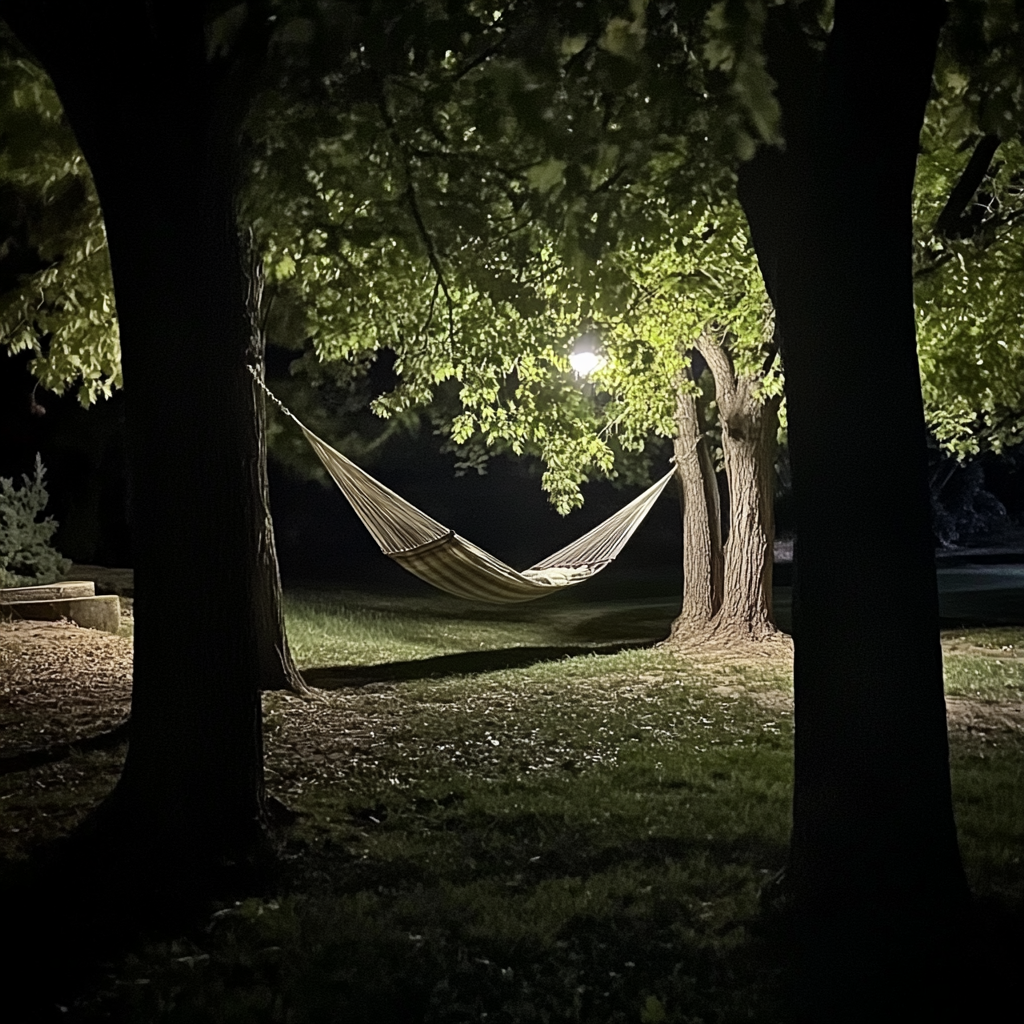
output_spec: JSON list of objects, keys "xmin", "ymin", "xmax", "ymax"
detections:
[
  {"xmin": 54, "ymin": 592, "xmax": 1018, "ymax": 1024},
  {"xmin": 4, "ymin": 590, "xmax": 1022, "ymax": 1023},
  {"xmin": 99, "ymin": 656, "xmax": 798, "ymax": 1022},
  {"xmin": 281, "ymin": 587, "xmax": 679, "ymax": 667},
  {"xmin": 941, "ymin": 627, "xmax": 1024, "ymax": 700}
]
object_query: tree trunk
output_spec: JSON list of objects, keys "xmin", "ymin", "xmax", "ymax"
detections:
[
  {"xmin": 737, "ymin": 0, "xmax": 968, "ymax": 1013},
  {"xmin": 666, "ymin": 385, "xmax": 723, "ymax": 642},
  {"xmin": 695, "ymin": 331, "xmax": 782, "ymax": 644},
  {"xmin": 241, "ymin": 231, "xmax": 311, "ymax": 697},
  {"xmin": 1, "ymin": 5, "xmax": 306, "ymax": 882}
]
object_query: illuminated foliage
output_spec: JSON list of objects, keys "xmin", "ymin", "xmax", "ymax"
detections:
[
  {"xmin": 914, "ymin": 87, "xmax": 1024, "ymax": 458},
  {"xmin": 247, "ymin": 3, "xmax": 778, "ymax": 512},
  {"xmin": 4, "ymin": 1, "xmax": 1020, "ymax": 476},
  {"xmin": 0, "ymin": 28, "xmax": 118, "ymax": 405}
]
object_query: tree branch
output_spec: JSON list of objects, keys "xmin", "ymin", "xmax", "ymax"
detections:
[
  {"xmin": 377, "ymin": 92, "xmax": 456, "ymax": 342},
  {"xmin": 450, "ymin": 37, "xmax": 504, "ymax": 82},
  {"xmin": 933, "ymin": 134, "xmax": 1000, "ymax": 239},
  {"xmin": 915, "ymin": 205, "xmax": 1024, "ymax": 279},
  {"xmin": 694, "ymin": 326, "xmax": 737, "ymax": 405},
  {"xmin": 419, "ymin": 276, "xmax": 440, "ymax": 339},
  {"xmin": 760, "ymin": 328, "xmax": 781, "ymax": 377},
  {"xmin": 593, "ymin": 164, "xmax": 629, "ymax": 194},
  {"xmin": 913, "ymin": 249, "xmax": 956, "ymax": 280}
]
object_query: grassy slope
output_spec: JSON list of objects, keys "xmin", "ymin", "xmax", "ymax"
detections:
[
  {"xmin": 2, "ymin": 589, "xmax": 1021, "ymax": 1022},
  {"xmin": 93, "ymin": 591, "xmax": 1022, "ymax": 1024}
]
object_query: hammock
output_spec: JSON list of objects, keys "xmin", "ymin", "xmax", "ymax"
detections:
[{"xmin": 254, "ymin": 372, "xmax": 675, "ymax": 604}]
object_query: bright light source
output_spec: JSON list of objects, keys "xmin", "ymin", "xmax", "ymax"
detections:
[
  {"xmin": 569, "ymin": 332, "xmax": 605, "ymax": 377},
  {"xmin": 569, "ymin": 350, "xmax": 604, "ymax": 376}
]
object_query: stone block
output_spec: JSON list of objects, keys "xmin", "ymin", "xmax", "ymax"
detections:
[
  {"xmin": 0, "ymin": 581, "xmax": 96, "ymax": 603},
  {"xmin": 1, "ymin": 595, "xmax": 121, "ymax": 633}
]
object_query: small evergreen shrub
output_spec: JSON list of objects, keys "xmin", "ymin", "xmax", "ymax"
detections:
[
  {"xmin": 931, "ymin": 459, "xmax": 1008, "ymax": 548},
  {"xmin": 0, "ymin": 454, "xmax": 71, "ymax": 587}
]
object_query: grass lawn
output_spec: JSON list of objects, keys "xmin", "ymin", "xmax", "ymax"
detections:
[{"xmin": 2, "ymin": 587, "xmax": 1022, "ymax": 1022}]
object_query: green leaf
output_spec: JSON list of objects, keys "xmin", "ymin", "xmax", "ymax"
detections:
[
  {"xmin": 640, "ymin": 994, "xmax": 667, "ymax": 1023},
  {"xmin": 525, "ymin": 158, "xmax": 567, "ymax": 193},
  {"xmin": 560, "ymin": 34, "xmax": 588, "ymax": 57},
  {"xmin": 272, "ymin": 254, "xmax": 297, "ymax": 281}
]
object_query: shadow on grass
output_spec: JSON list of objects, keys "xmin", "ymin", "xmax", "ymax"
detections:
[
  {"xmin": 302, "ymin": 641, "xmax": 652, "ymax": 690},
  {"xmin": 938, "ymin": 585, "xmax": 1024, "ymax": 626},
  {"xmin": 5, "ymin": 775, "xmax": 1022, "ymax": 1024},
  {"xmin": 2, "ymin": 812, "xmax": 292, "ymax": 1024},
  {"xmin": 321, "ymin": 818, "xmax": 792, "ymax": 908},
  {"xmin": 0, "ymin": 823, "xmax": 788, "ymax": 1024},
  {"xmin": 0, "ymin": 857, "xmax": 225, "ymax": 1023},
  {"xmin": 210, "ymin": 812, "xmax": 795, "ymax": 1024},
  {"xmin": 0, "ymin": 720, "xmax": 130, "ymax": 776},
  {"xmin": 557, "ymin": 602, "xmax": 676, "ymax": 643}
]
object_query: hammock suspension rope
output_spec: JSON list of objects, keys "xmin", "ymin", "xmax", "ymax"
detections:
[{"xmin": 251, "ymin": 368, "xmax": 675, "ymax": 604}]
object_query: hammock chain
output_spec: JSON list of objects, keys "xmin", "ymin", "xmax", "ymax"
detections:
[{"xmin": 249, "ymin": 364, "xmax": 298, "ymax": 423}]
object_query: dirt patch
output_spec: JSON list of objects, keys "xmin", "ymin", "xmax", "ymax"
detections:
[
  {"xmin": 0, "ymin": 619, "xmax": 132, "ymax": 759},
  {"xmin": 944, "ymin": 694, "xmax": 1024, "ymax": 738}
]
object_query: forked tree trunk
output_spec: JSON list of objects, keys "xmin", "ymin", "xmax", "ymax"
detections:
[
  {"xmin": 695, "ymin": 331, "xmax": 782, "ymax": 644},
  {"xmin": 666, "ymin": 385, "xmax": 723, "ymax": 642}
]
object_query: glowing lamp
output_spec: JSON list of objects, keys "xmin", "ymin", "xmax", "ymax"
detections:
[{"xmin": 569, "ymin": 332, "xmax": 605, "ymax": 377}]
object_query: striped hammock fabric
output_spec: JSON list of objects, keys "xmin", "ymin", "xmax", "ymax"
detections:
[{"xmin": 254, "ymin": 373, "xmax": 674, "ymax": 603}]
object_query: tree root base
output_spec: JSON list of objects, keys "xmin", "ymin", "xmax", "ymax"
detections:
[{"xmin": 661, "ymin": 622, "xmax": 794, "ymax": 662}]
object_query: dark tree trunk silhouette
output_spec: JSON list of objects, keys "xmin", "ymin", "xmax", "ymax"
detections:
[
  {"xmin": 737, "ymin": 0, "xmax": 968, "ymax": 1014},
  {"xmin": 1, "ymin": 3, "xmax": 307, "ymax": 881}
]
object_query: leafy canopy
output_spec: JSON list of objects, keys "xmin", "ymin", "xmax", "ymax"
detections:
[
  {"xmin": 914, "ymin": 57, "xmax": 1024, "ymax": 458},
  {"xmin": 5, "ymin": 0, "xmax": 1022, "ymax": 481},
  {"xmin": 0, "ymin": 28, "xmax": 119, "ymax": 405},
  {"xmin": 248, "ymin": 0, "xmax": 780, "ymax": 510}
]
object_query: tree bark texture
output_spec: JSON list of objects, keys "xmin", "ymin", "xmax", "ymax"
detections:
[
  {"xmin": 242, "ymin": 231, "xmax": 312, "ymax": 698},
  {"xmin": 1, "ymin": 3, "xmax": 306, "ymax": 874},
  {"xmin": 667, "ymin": 385, "xmax": 723, "ymax": 640},
  {"xmin": 695, "ymin": 331, "xmax": 781, "ymax": 643},
  {"xmin": 736, "ymin": 0, "xmax": 967, "ymax": 938}
]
